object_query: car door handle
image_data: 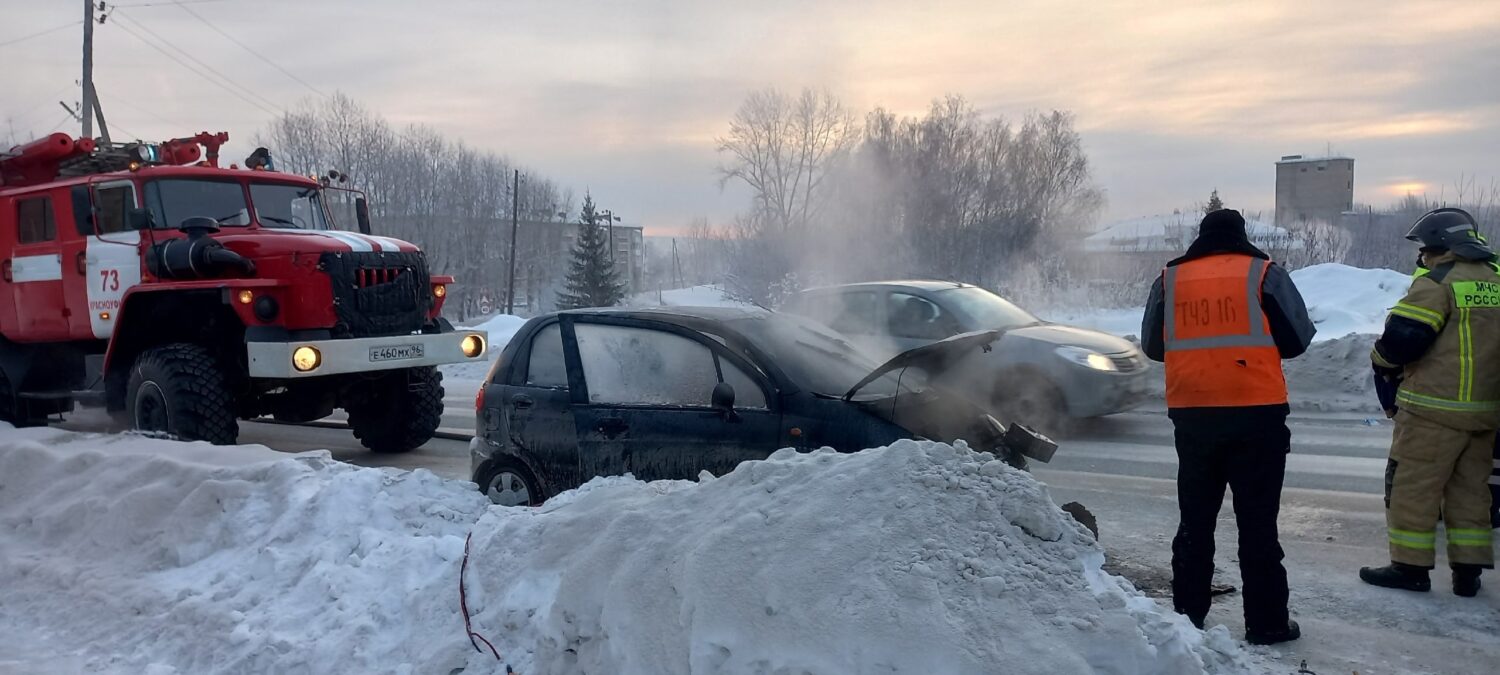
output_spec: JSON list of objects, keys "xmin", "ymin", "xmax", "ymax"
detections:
[
  {"xmin": 511, "ymin": 395, "xmax": 534, "ymax": 409},
  {"xmin": 595, "ymin": 417, "xmax": 628, "ymax": 437}
]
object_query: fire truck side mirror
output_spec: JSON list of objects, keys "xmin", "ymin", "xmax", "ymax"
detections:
[
  {"xmin": 126, "ymin": 208, "xmax": 156, "ymax": 231},
  {"xmin": 355, "ymin": 197, "xmax": 372, "ymax": 235}
]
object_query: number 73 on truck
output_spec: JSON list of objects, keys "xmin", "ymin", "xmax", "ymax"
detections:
[{"xmin": 0, "ymin": 131, "xmax": 486, "ymax": 452}]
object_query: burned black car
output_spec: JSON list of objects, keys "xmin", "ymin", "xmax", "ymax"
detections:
[{"xmin": 471, "ymin": 307, "xmax": 1055, "ymax": 506}]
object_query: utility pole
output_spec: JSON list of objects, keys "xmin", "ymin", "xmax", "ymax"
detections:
[
  {"xmin": 80, "ymin": 0, "xmax": 111, "ymax": 142},
  {"xmin": 506, "ymin": 169, "xmax": 520, "ymax": 315},
  {"xmin": 82, "ymin": 0, "xmax": 95, "ymax": 139}
]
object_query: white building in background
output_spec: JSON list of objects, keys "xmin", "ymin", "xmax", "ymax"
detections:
[
  {"xmin": 1084, "ymin": 212, "xmax": 1292, "ymax": 255},
  {"xmin": 1081, "ymin": 213, "xmax": 1297, "ymax": 282}
]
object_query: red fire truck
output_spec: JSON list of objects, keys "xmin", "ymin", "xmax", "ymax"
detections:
[{"xmin": 0, "ymin": 131, "xmax": 486, "ymax": 451}]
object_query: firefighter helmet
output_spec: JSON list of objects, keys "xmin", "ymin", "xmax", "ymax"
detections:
[{"xmin": 1406, "ymin": 208, "xmax": 1494, "ymax": 260}]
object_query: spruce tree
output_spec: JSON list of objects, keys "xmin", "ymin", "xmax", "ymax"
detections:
[
  {"xmin": 556, "ymin": 195, "xmax": 628, "ymax": 309},
  {"xmin": 1204, "ymin": 189, "xmax": 1224, "ymax": 215}
]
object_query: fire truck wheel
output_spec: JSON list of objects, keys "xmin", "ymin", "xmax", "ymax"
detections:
[
  {"xmin": 346, "ymin": 366, "xmax": 444, "ymax": 454},
  {"xmin": 0, "ymin": 369, "xmax": 46, "ymax": 428},
  {"xmin": 126, "ymin": 343, "xmax": 239, "ymax": 445}
]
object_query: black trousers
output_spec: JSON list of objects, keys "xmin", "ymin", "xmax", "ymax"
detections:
[{"xmin": 1171, "ymin": 418, "xmax": 1291, "ymax": 632}]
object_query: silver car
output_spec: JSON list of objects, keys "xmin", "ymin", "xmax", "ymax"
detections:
[{"xmin": 782, "ymin": 281, "xmax": 1151, "ymax": 430}]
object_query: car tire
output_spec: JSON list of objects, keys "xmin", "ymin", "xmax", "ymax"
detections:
[
  {"xmin": 478, "ymin": 457, "xmax": 544, "ymax": 507},
  {"xmin": 346, "ymin": 366, "xmax": 443, "ymax": 454},
  {"xmin": 999, "ymin": 376, "xmax": 1073, "ymax": 438},
  {"xmin": 126, "ymin": 343, "xmax": 239, "ymax": 444}
]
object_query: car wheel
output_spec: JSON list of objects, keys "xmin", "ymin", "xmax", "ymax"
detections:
[
  {"xmin": 1000, "ymin": 377, "xmax": 1072, "ymax": 438},
  {"xmin": 480, "ymin": 459, "xmax": 543, "ymax": 507}
]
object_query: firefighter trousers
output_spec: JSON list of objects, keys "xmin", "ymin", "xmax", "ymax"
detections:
[
  {"xmin": 1171, "ymin": 421, "xmax": 1291, "ymax": 632},
  {"xmin": 1386, "ymin": 411, "xmax": 1495, "ymax": 568}
]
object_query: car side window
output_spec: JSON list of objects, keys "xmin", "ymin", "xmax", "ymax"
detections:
[
  {"xmin": 525, "ymin": 323, "xmax": 568, "ymax": 388},
  {"xmin": 574, "ymin": 323, "xmax": 766, "ymax": 409},
  {"xmin": 888, "ymin": 292, "xmax": 957, "ymax": 340},
  {"xmin": 17, "ymin": 197, "xmax": 56, "ymax": 244},
  {"xmin": 829, "ymin": 291, "xmax": 880, "ymax": 335}
]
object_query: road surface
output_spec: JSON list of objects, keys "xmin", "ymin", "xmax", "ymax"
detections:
[{"xmin": 61, "ymin": 382, "xmax": 1500, "ymax": 674}]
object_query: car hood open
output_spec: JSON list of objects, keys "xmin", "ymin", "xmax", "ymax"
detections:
[{"xmin": 842, "ymin": 329, "xmax": 1004, "ymax": 401}]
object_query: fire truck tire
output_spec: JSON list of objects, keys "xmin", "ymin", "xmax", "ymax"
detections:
[
  {"xmin": 346, "ymin": 366, "xmax": 444, "ymax": 454},
  {"xmin": 126, "ymin": 343, "xmax": 239, "ymax": 445},
  {"xmin": 0, "ymin": 370, "xmax": 47, "ymax": 428}
]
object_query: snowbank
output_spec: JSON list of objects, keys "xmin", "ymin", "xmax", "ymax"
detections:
[
  {"xmin": 0, "ymin": 429, "xmax": 1262, "ymax": 674},
  {"xmin": 1045, "ymin": 263, "xmax": 1409, "ymax": 342},
  {"xmin": 462, "ymin": 441, "xmax": 1258, "ymax": 674},
  {"xmin": 1289, "ymin": 264, "xmax": 1410, "ymax": 339},
  {"xmin": 0, "ymin": 426, "xmax": 489, "ymax": 674}
]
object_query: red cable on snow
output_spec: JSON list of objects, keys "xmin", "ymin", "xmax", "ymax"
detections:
[{"xmin": 460, "ymin": 532, "xmax": 502, "ymax": 661}]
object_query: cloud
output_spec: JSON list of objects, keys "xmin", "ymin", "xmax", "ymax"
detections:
[{"xmin": 2, "ymin": 0, "xmax": 1497, "ymax": 229}]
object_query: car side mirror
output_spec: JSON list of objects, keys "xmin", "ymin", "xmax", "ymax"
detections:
[
  {"xmin": 711, "ymin": 381, "xmax": 739, "ymax": 422},
  {"xmin": 355, "ymin": 197, "xmax": 371, "ymax": 235},
  {"xmin": 126, "ymin": 207, "xmax": 155, "ymax": 231}
]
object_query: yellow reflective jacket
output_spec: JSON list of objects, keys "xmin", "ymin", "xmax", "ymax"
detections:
[{"xmin": 1377, "ymin": 259, "xmax": 1500, "ymax": 430}]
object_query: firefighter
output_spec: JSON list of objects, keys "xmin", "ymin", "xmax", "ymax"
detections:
[
  {"xmin": 1361, "ymin": 208, "xmax": 1499, "ymax": 596},
  {"xmin": 1142, "ymin": 208, "xmax": 1315, "ymax": 645}
]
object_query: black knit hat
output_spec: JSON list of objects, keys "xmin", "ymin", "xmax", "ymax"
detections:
[{"xmin": 1198, "ymin": 208, "xmax": 1247, "ymax": 239}]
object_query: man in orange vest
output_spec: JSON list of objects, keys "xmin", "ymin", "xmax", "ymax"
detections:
[{"xmin": 1141, "ymin": 208, "xmax": 1315, "ymax": 645}]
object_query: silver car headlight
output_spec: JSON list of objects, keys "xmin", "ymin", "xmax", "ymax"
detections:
[{"xmin": 1055, "ymin": 346, "xmax": 1117, "ymax": 371}]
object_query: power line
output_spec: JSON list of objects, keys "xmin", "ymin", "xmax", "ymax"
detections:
[
  {"xmin": 112, "ymin": 10, "xmax": 283, "ymax": 113},
  {"xmin": 0, "ymin": 21, "xmax": 82, "ymax": 49},
  {"xmin": 113, "ymin": 0, "xmax": 233, "ymax": 7},
  {"xmin": 108, "ymin": 12, "xmax": 284, "ymax": 118},
  {"xmin": 95, "ymin": 85, "xmax": 187, "ymax": 131},
  {"xmin": 172, "ymin": 0, "xmax": 329, "ymax": 99}
]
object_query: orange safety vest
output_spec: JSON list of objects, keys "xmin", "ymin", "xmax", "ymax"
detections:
[{"xmin": 1163, "ymin": 253, "xmax": 1288, "ymax": 408}]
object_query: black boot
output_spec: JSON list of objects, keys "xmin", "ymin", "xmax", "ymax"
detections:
[
  {"xmin": 1453, "ymin": 564, "xmax": 1483, "ymax": 597},
  {"xmin": 1359, "ymin": 563, "xmax": 1431, "ymax": 592},
  {"xmin": 1245, "ymin": 619, "xmax": 1301, "ymax": 646}
]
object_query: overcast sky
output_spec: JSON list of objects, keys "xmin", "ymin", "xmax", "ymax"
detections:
[{"xmin": 2, "ymin": 0, "xmax": 1497, "ymax": 233}]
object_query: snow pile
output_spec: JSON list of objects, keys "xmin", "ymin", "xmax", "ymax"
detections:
[
  {"xmin": 0, "ymin": 426, "xmax": 488, "ymax": 674},
  {"xmin": 0, "ymin": 428, "xmax": 1263, "ymax": 674},
  {"xmin": 1284, "ymin": 333, "xmax": 1379, "ymax": 412},
  {"xmin": 1289, "ymin": 263, "xmax": 1410, "ymax": 339},
  {"xmin": 468, "ymin": 313, "xmax": 528, "ymax": 347},
  {"xmin": 1044, "ymin": 263, "xmax": 1409, "ymax": 343},
  {"xmin": 460, "ymin": 440, "xmax": 1259, "ymax": 674}
]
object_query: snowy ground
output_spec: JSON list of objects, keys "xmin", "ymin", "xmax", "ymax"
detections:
[
  {"xmin": 629, "ymin": 284, "xmax": 750, "ymax": 308},
  {"xmin": 0, "ymin": 428, "xmax": 1262, "ymax": 674}
]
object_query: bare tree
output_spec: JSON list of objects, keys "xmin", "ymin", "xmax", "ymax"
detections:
[{"xmin": 716, "ymin": 88, "xmax": 860, "ymax": 235}]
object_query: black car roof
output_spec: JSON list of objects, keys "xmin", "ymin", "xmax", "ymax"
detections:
[
  {"xmin": 798, "ymin": 280, "xmax": 973, "ymax": 294},
  {"xmin": 553, "ymin": 305, "xmax": 772, "ymax": 326}
]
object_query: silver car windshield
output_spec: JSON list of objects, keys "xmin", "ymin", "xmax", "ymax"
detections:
[{"xmin": 936, "ymin": 287, "xmax": 1038, "ymax": 330}]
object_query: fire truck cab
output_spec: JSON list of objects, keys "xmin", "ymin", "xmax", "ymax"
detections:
[{"xmin": 0, "ymin": 131, "xmax": 485, "ymax": 451}]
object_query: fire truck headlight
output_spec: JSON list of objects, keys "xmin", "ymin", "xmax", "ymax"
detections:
[
  {"xmin": 237, "ymin": 290, "xmax": 254, "ymax": 305},
  {"xmin": 433, "ymin": 283, "xmax": 447, "ymax": 299},
  {"xmin": 460, "ymin": 334, "xmax": 484, "ymax": 358},
  {"xmin": 292, "ymin": 346, "xmax": 322, "ymax": 372}
]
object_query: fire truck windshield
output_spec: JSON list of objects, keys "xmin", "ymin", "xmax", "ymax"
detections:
[{"xmin": 144, "ymin": 178, "xmax": 333, "ymax": 230}]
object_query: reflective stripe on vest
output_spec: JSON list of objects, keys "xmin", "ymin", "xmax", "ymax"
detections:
[{"xmin": 1163, "ymin": 254, "xmax": 1288, "ymax": 408}]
